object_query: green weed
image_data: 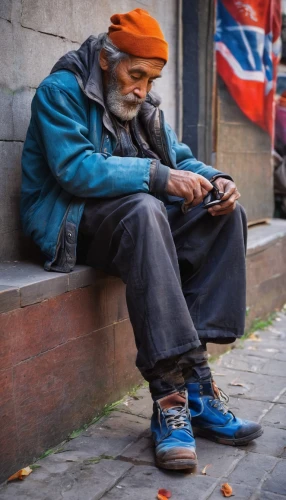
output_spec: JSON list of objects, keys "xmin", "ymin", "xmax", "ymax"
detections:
[
  {"xmin": 240, "ymin": 312, "xmax": 277, "ymax": 342},
  {"xmin": 84, "ymin": 454, "xmax": 114, "ymax": 465}
]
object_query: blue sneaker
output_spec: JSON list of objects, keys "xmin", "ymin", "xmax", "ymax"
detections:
[
  {"xmin": 151, "ymin": 392, "xmax": 197, "ymax": 470},
  {"xmin": 187, "ymin": 381, "xmax": 263, "ymax": 446}
]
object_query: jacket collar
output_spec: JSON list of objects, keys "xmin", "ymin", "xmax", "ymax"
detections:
[
  {"xmin": 50, "ymin": 36, "xmax": 164, "ymax": 148},
  {"xmin": 51, "ymin": 36, "xmax": 105, "ymax": 106}
]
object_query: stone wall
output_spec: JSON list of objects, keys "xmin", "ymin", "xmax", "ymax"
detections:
[
  {"xmin": 216, "ymin": 79, "xmax": 273, "ymax": 223},
  {"xmin": 0, "ymin": 0, "xmax": 179, "ymax": 261}
]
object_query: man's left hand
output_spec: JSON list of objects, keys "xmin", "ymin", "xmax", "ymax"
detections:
[{"xmin": 208, "ymin": 177, "xmax": 240, "ymax": 216}]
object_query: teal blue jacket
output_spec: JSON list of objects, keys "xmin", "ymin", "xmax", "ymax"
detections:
[{"xmin": 21, "ymin": 69, "xmax": 224, "ymax": 272}]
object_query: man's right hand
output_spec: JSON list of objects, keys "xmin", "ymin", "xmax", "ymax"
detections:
[{"xmin": 166, "ymin": 170, "xmax": 213, "ymax": 207}]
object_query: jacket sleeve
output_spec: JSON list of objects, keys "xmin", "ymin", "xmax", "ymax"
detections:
[
  {"xmin": 165, "ymin": 123, "xmax": 232, "ymax": 181},
  {"xmin": 33, "ymin": 85, "xmax": 152, "ymax": 197}
]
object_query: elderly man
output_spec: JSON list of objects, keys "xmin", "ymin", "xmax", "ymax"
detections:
[{"xmin": 21, "ymin": 9, "xmax": 262, "ymax": 470}]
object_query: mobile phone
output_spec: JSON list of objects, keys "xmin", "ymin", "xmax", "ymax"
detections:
[
  {"xmin": 203, "ymin": 183, "xmax": 224, "ymax": 209},
  {"xmin": 203, "ymin": 198, "xmax": 224, "ymax": 209}
]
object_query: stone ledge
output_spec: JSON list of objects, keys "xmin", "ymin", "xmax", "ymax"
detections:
[
  {"xmin": 1, "ymin": 218, "xmax": 286, "ymax": 315},
  {"xmin": 247, "ymin": 219, "xmax": 286, "ymax": 255},
  {"xmin": 0, "ymin": 262, "xmax": 98, "ymax": 313}
]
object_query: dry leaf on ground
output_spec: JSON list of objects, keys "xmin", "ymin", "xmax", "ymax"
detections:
[
  {"xmin": 201, "ymin": 464, "xmax": 212, "ymax": 475},
  {"xmin": 157, "ymin": 489, "xmax": 172, "ymax": 499},
  {"xmin": 248, "ymin": 333, "xmax": 261, "ymax": 341},
  {"xmin": 7, "ymin": 466, "xmax": 32, "ymax": 482},
  {"xmin": 229, "ymin": 380, "xmax": 250, "ymax": 390},
  {"xmin": 221, "ymin": 483, "xmax": 233, "ymax": 497}
]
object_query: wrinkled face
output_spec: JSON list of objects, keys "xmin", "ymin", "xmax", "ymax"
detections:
[{"xmin": 100, "ymin": 53, "xmax": 165, "ymax": 120}]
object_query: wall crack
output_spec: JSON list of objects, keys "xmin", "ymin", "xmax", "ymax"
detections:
[{"xmin": 20, "ymin": 23, "xmax": 80, "ymax": 45}]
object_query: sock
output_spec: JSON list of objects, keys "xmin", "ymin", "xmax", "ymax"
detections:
[
  {"xmin": 141, "ymin": 354, "xmax": 185, "ymax": 401},
  {"xmin": 177, "ymin": 345, "xmax": 212, "ymax": 383}
]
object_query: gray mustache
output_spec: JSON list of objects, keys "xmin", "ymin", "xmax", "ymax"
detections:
[{"xmin": 121, "ymin": 94, "xmax": 145, "ymax": 105}]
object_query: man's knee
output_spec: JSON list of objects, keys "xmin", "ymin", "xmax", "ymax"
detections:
[
  {"xmin": 129, "ymin": 193, "xmax": 166, "ymax": 219},
  {"xmin": 124, "ymin": 193, "xmax": 169, "ymax": 237},
  {"xmin": 236, "ymin": 202, "xmax": 247, "ymax": 221},
  {"xmin": 225, "ymin": 202, "xmax": 247, "ymax": 227}
]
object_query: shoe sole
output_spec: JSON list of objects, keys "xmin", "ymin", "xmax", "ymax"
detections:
[
  {"xmin": 155, "ymin": 457, "xmax": 198, "ymax": 470},
  {"xmin": 193, "ymin": 426, "xmax": 264, "ymax": 446}
]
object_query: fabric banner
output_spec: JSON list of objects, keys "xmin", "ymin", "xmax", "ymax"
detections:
[{"xmin": 215, "ymin": 0, "xmax": 281, "ymax": 135}]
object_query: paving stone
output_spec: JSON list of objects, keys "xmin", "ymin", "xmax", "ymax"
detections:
[
  {"xmin": 262, "ymin": 404, "xmax": 286, "ymax": 430},
  {"xmin": 243, "ymin": 344, "xmax": 286, "ymax": 362},
  {"xmin": 261, "ymin": 459, "xmax": 286, "ymax": 496},
  {"xmin": 219, "ymin": 351, "xmax": 266, "ymax": 373},
  {"xmin": 259, "ymin": 492, "xmax": 286, "ymax": 499},
  {"xmin": 119, "ymin": 436, "xmax": 155, "ymax": 466},
  {"xmin": 227, "ymin": 396, "xmax": 272, "ymax": 422},
  {"xmin": 240, "ymin": 425, "xmax": 286, "ymax": 457},
  {"xmin": 0, "ymin": 0, "xmax": 12, "ymax": 21},
  {"xmin": 61, "ymin": 412, "xmax": 149, "ymax": 460},
  {"xmin": 0, "ymin": 459, "xmax": 132, "ymax": 500},
  {"xmin": 102, "ymin": 464, "xmax": 217, "ymax": 499},
  {"xmin": 30, "ymin": 453, "xmax": 77, "ymax": 477},
  {"xmin": 259, "ymin": 324, "xmax": 286, "ymax": 342},
  {"xmin": 0, "ymin": 285, "xmax": 20, "ymax": 314},
  {"xmin": 210, "ymin": 367, "xmax": 286, "ymax": 403},
  {"xmin": 119, "ymin": 435, "xmax": 245, "ymax": 479},
  {"xmin": 219, "ymin": 351, "xmax": 286, "ymax": 377},
  {"xmin": 208, "ymin": 481, "xmax": 255, "ymax": 499},
  {"xmin": 244, "ymin": 333, "xmax": 286, "ymax": 354},
  {"xmin": 117, "ymin": 387, "xmax": 152, "ymax": 420},
  {"xmin": 195, "ymin": 437, "xmax": 245, "ymax": 478},
  {"xmin": 278, "ymin": 394, "xmax": 286, "ymax": 404},
  {"xmin": 227, "ymin": 452, "xmax": 277, "ymax": 487}
]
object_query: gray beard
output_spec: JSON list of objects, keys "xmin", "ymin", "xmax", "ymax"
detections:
[{"xmin": 106, "ymin": 79, "xmax": 144, "ymax": 121}]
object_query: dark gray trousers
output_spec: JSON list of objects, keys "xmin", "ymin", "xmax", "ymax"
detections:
[{"xmin": 78, "ymin": 193, "xmax": 247, "ymax": 395}]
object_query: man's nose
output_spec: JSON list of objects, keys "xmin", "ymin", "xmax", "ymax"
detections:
[{"xmin": 133, "ymin": 85, "xmax": 147, "ymax": 100}]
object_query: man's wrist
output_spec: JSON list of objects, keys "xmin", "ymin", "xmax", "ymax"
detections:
[
  {"xmin": 209, "ymin": 174, "xmax": 233, "ymax": 183},
  {"xmin": 149, "ymin": 160, "xmax": 170, "ymax": 194}
]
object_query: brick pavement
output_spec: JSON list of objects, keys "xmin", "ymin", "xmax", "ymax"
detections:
[{"xmin": 0, "ymin": 312, "xmax": 285, "ymax": 500}]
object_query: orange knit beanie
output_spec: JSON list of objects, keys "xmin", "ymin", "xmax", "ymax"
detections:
[{"xmin": 108, "ymin": 8, "xmax": 168, "ymax": 62}]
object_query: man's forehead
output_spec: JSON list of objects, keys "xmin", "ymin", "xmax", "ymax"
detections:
[{"xmin": 127, "ymin": 56, "xmax": 165, "ymax": 75}]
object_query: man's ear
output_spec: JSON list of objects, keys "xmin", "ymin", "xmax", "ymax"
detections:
[{"xmin": 99, "ymin": 49, "xmax": 109, "ymax": 71}]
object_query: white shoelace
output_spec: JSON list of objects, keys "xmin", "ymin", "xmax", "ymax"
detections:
[
  {"xmin": 210, "ymin": 386, "xmax": 230, "ymax": 415},
  {"xmin": 164, "ymin": 406, "xmax": 190, "ymax": 430}
]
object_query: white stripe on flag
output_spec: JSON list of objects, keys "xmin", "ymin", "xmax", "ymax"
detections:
[{"xmin": 216, "ymin": 41, "xmax": 265, "ymax": 82}]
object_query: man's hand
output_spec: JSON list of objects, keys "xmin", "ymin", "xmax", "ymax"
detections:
[
  {"xmin": 208, "ymin": 177, "xmax": 240, "ymax": 216},
  {"xmin": 166, "ymin": 170, "xmax": 213, "ymax": 207}
]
